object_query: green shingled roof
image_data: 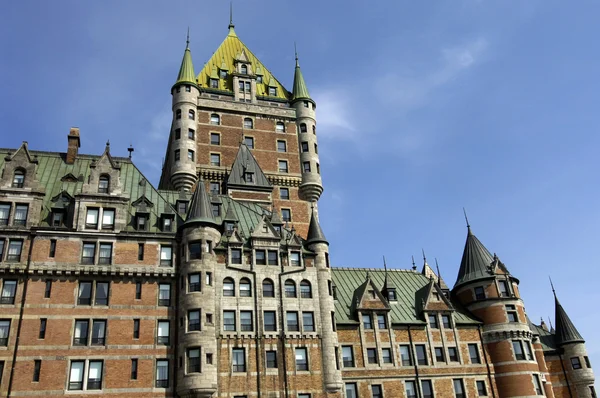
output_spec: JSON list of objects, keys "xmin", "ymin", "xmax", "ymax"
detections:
[
  {"xmin": 292, "ymin": 57, "xmax": 311, "ymax": 102},
  {"xmin": 332, "ymin": 268, "xmax": 480, "ymax": 326},
  {"xmin": 454, "ymin": 227, "xmax": 495, "ymax": 288},
  {"xmin": 175, "ymin": 42, "xmax": 197, "ymax": 86}
]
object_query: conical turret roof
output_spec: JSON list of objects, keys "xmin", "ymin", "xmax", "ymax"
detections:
[
  {"xmin": 175, "ymin": 36, "xmax": 196, "ymax": 86},
  {"xmin": 292, "ymin": 56, "xmax": 311, "ymax": 102},
  {"xmin": 554, "ymin": 294, "xmax": 585, "ymax": 345},
  {"xmin": 184, "ymin": 180, "xmax": 218, "ymax": 228},
  {"xmin": 306, "ymin": 207, "xmax": 328, "ymax": 245},
  {"xmin": 454, "ymin": 227, "xmax": 495, "ymax": 288}
]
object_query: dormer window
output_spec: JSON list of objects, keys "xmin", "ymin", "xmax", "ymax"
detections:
[
  {"xmin": 210, "ymin": 79, "xmax": 218, "ymax": 88},
  {"xmin": 177, "ymin": 201, "xmax": 188, "ymax": 214},
  {"xmin": 219, "ymin": 70, "xmax": 227, "ymax": 79},
  {"xmin": 98, "ymin": 175, "xmax": 109, "ymax": 194},
  {"xmin": 162, "ymin": 215, "xmax": 173, "ymax": 232},
  {"xmin": 211, "ymin": 204, "xmax": 221, "ymax": 217},
  {"xmin": 240, "ymin": 64, "xmax": 248, "ymax": 74},
  {"xmin": 12, "ymin": 169, "xmax": 25, "ymax": 188},
  {"xmin": 386, "ymin": 288, "xmax": 397, "ymax": 301},
  {"xmin": 136, "ymin": 214, "xmax": 148, "ymax": 231},
  {"xmin": 52, "ymin": 211, "xmax": 64, "ymax": 227},
  {"xmin": 268, "ymin": 87, "xmax": 277, "ymax": 96},
  {"xmin": 256, "ymin": 75, "xmax": 263, "ymax": 83},
  {"xmin": 244, "ymin": 172, "xmax": 254, "ymax": 183},
  {"xmin": 225, "ymin": 222, "xmax": 234, "ymax": 232}
]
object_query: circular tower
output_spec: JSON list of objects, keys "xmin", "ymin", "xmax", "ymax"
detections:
[
  {"xmin": 290, "ymin": 54, "xmax": 323, "ymax": 203},
  {"xmin": 170, "ymin": 35, "xmax": 199, "ymax": 191},
  {"xmin": 177, "ymin": 180, "xmax": 221, "ymax": 398}
]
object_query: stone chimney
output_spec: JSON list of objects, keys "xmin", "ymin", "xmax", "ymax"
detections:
[{"xmin": 66, "ymin": 127, "xmax": 80, "ymax": 164}]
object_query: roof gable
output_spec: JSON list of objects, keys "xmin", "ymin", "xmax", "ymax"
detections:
[{"xmin": 227, "ymin": 143, "xmax": 272, "ymax": 191}]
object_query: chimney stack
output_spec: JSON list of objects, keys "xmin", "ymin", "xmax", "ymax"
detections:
[{"xmin": 66, "ymin": 127, "xmax": 80, "ymax": 164}]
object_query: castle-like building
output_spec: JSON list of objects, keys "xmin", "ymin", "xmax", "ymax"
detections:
[{"xmin": 0, "ymin": 20, "xmax": 595, "ymax": 398}]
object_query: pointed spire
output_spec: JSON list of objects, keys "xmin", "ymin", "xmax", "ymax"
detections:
[
  {"xmin": 411, "ymin": 256, "xmax": 417, "ymax": 271},
  {"xmin": 270, "ymin": 204, "xmax": 284, "ymax": 226},
  {"xmin": 306, "ymin": 204, "xmax": 328, "ymax": 245},
  {"xmin": 184, "ymin": 179, "xmax": 219, "ymax": 228},
  {"xmin": 382, "ymin": 256, "xmax": 389, "ymax": 288},
  {"xmin": 453, "ymin": 223, "xmax": 496, "ymax": 289},
  {"xmin": 291, "ymin": 45, "xmax": 312, "ymax": 102},
  {"xmin": 228, "ymin": 2, "xmax": 236, "ymax": 36},
  {"xmin": 175, "ymin": 30, "xmax": 196, "ymax": 86},
  {"xmin": 463, "ymin": 207, "xmax": 472, "ymax": 235},
  {"xmin": 552, "ymin": 280, "xmax": 585, "ymax": 345}
]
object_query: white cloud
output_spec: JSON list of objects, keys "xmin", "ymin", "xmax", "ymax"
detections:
[{"xmin": 312, "ymin": 88, "xmax": 358, "ymax": 141}]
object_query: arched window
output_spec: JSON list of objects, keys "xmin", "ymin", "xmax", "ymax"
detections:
[
  {"xmin": 312, "ymin": 125, "xmax": 316, "ymax": 134},
  {"xmin": 188, "ymin": 109, "xmax": 195, "ymax": 120},
  {"xmin": 300, "ymin": 123, "xmax": 307, "ymax": 133},
  {"xmin": 176, "ymin": 109, "xmax": 181, "ymax": 120},
  {"xmin": 12, "ymin": 169, "xmax": 25, "ymax": 188},
  {"xmin": 244, "ymin": 118, "xmax": 253, "ymax": 129},
  {"xmin": 241, "ymin": 64, "xmax": 248, "ymax": 74},
  {"xmin": 284, "ymin": 280, "xmax": 296, "ymax": 298},
  {"xmin": 276, "ymin": 122, "xmax": 285, "ymax": 132},
  {"xmin": 210, "ymin": 114, "xmax": 220, "ymax": 125},
  {"xmin": 223, "ymin": 278, "xmax": 235, "ymax": 297},
  {"xmin": 300, "ymin": 280, "xmax": 312, "ymax": 298},
  {"xmin": 98, "ymin": 175, "xmax": 109, "ymax": 194},
  {"xmin": 263, "ymin": 279, "xmax": 275, "ymax": 298},
  {"xmin": 240, "ymin": 278, "xmax": 251, "ymax": 297}
]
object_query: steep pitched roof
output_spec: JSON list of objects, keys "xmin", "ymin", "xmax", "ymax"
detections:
[
  {"xmin": 292, "ymin": 56, "xmax": 311, "ymax": 102},
  {"xmin": 227, "ymin": 143, "xmax": 272, "ymax": 191},
  {"xmin": 175, "ymin": 38, "xmax": 197, "ymax": 86},
  {"xmin": 197, "ymin": 26, "xmax": 289, "ymax": 100},
  {"xmin": 184, "ymin": 180, "xmax": 219, "ymax": 228},
  {"xmin": 454, "ymin": 227, "xmax": 496, "ymax": 288},
  {"xmin": 554, "ymin": 295, "xmax": 585, "ymax": 346},
  {"xmin": 306, "ymin": 207, "xmax": 328, "ymax": 245}
]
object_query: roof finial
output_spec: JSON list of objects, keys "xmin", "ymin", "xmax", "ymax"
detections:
[
  {"xmin": 411, "ymin": 255, "xmax": 417, "ymax": 271},
  {"xmin": 422, "ymin": 248, "xmax": 427, "ymax": 265},
  {"xmin": 186, "ymin": 27, "xmax": 190, "ymax": 49},
  {"xmin": 127, "ymin": 144, "xmax": 134, "ymax": 159},
  {"xmin": 463, "ymin": 207, "xmax": 471, "ymax": 232},
  {"xmin": 549, "ymin": 276, "xmax": 556, "ymax": 297},
  {"xmin": 548, "ymin": 316, "xmax": 554, "ymax": 330},
  {"xmin": 294, "ymin": 42, "xmax": 299, "ymax": 66},
  {"xmin": 229, "ymin": 2, "xmax": 234, "ymax": 29},
  {"xmin": 383, "ymin": 255, "xmax": 387, "ymax": 272},
  {"xmin": 435, "ymin": 258, "xmax": 442, "ymax": 283}
]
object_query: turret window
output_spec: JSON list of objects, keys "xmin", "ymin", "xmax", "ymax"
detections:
[
  {"xmin": 185, "ymin": 85, "xmax": 191, "ymax": 92},
  {"xmin": 243, "ymin": 118, "xmax": 253, "ymax": 129},
  {"xmin": 585, "ymin": 356, "xmax": 592, "ymax": 368},
  {"xmin": 506, "ymin": 305, "xmax": 518, "ymax": 322},
  {"xmin": 303, "ymin": 101, "xmax": 309, "ymax": 108},
  {"xmin": 188, "ymin": 110, "xmax": 195, "ymax": 120},
  {"xmin": 303, "ymin": 162, "xmax": 311, "ymax": 172},
  {"xmin": 188, "ymin": 274, "xmax": 200, "ymax": 292},
  {"xmin": 301, "ymin": 142, "xmax": 309, "ymax": 152},
  {"xmin": 314, "ymin": 143, "xmax": 318, "ymax": 154},
  {"xmin": 300, "ymin": 123, "xmax": 307, "ymax": 133},
  {"xmin": 276, "ymin": 122, "xmax": 285, "ymax": 132},
  {"xmin": 316, "ymin": 163, "xmax": 321, "ymax": 174},
  {"xmin": 188, "ymin": 129, "xmax": 195, "ymax": 140},
  {"xmin": 175, "ymin": 129, "xmax": 181, "ymax": 139},
  {"xmin": 188, "ymin": 311, "xmax": 200, "ymax": 332},
  {"xmin": 571, "ymin": 357, "xmax": 582, "ymax": 369},
  {"xmin": 189, "ymin": 242, "xmax": 201, "ymax": 260},
  {"xmin": 498, "ymin": 280, "xmax": 510, "ymax": 297},
  {"xmin": 187, "ymin": 150, "xmax": 194, "ymax": 161},
  {"xmin": 512, "ymin": 340, "xmax": 526, "ymax": 360},
  {"xmin": 176, "ymin": 109, "xmax": 181, "ymax": 120},
  {"xmin": 174, "ymin": 150, "xmax": 180, "ymax": 161},
  {"xmin": 210, "ymin": 114, "xmax": 220, "ymax": 125},
  {"xmin": 98, "ymin": 176, "xmax": 109, "ymax": 194},
  {"xmin": 187, "ymin": 348, "xmax": 201, "ymax": 373},
  {"xmin": 474, "ymin": 286, "xmax": 485, "ymax": 300}
]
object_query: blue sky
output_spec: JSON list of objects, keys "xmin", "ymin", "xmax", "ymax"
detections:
[{"xmin": 2, "ymin": 0, "xmax": 600, "ymax": 367}]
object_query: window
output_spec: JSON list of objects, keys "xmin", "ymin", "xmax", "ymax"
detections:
[
  {"xmin": 367, "ymin": 348, "xmax": 378, "ymax": 364},
  {"xmin": 13, "ymin": 204, "xmax": 28, "ymax": 226},
  {"xmin": 206, "ymin": 272, "xmax": 212, "ymax": 286},
  {"xmin": 240, "ymin": 64, "xmax": 248, "ymax": 74},
  {"xmin": 416, "ymin": 344, "xmax": 428, "ymax": 365},
  {"xmin": 342, "ymin": 346, "xmax": 354, "ymax": 367},
  {"xmin": 133, "ymin": 319, "xmax": 140, "ymax": 339},
  {"xmin": 282, "ymin": 209, "xmax": 292, "ymax": 223},
  {"xmin": 448, "ymin": 347, "xmax": 459, "ymax": 362},
  {"xmin": 209, "ymin": 182, "xmax": 220, "ymax": 194},
  {"xmin": 295, "ymin": 347, "xmax": 308, "ymax": 370},
  {"xmin": 477, "ymin": 380, "xmax": 488, "ymax": 396},
  {"xmin": 232, "ymin": 348, "xmax": 246, "ymax": 372},
  {"xmin": 240, "ymin": 311, "xmax": 253, "ymax": 331},
  {"xmin": 362, "ymin": 314, "xmax": 373, "ymax": 329},
  {"xmin": 157, "ymin": 321, "xmax": 170, "ymax": 345},
  {"xmin": 585, "ymin": 356, "xmax": 592, "ymax": 368},
  {"xmin": 210, "ymin": 114, "xmax": 220, "ymax": 125},
  {"xmin": 219, "ymin": 69, "xmax": 227, "ymax": 79},
  {"xmin": 210, "ymin": 78, "xmax": 218, "ymax": 88},
  {"xmin": 533, "ymin": 374, "xmax": 543, "ymax": 395},
  {"xmin": 98, "ymin": 243, "xmax": 112, "ymax": 265},
  {"xmin": 51, "ymin": 210, "xmax": 64, "ymax": 227},
  {"xmin": 506, "ymin": 304, "xmax": 518, "ymax": 322},
  {"xmin": 95, "ymin": 282, "xmax": 109, "ymax": 306},
  {"xmin": 400, "ymin": 345, "xmax": 412, "ymax": 366},
  {"xmin": 188, "ymin": 109, "xmax": 195, "ymax": 120},
  {"xmin": 98, "ymin": 176, "xmax": 109, "ymax": 193},
  {"xmin": 442, "ymin": 314, "xmax": 451, "ymax": 328},
  {"xmin": 267, "ymin": 250, "xmax": 278, "ymax": 265},
  {"xmin": 314, "ymin": 143, "xmax": 318, "ymax": 154},
  {"xmin": 188, "ymin": 129, "xmax": 195, "ymax": 140},
  {"xmin": 135, "ymin": 244, "xmax": 144, "ymax": 262},
  {"xmin": 474, "ymin": 286, "xmax": 485, "ymax": 300},
  {"xmin": 158, "ymin": 283, "xmax": 171, "ymax": 306},
  {"xmin": 253, "ymin": 249, "xmax": 266, "ymax": 265},
  {"xmin": 278, "ymin": 160, "xmax": 288, "ymax": 173},
  {"xmin": 131, "ymin": 359, "xmax": 138, "ymax": 380},
  {"xmin": 176, "ymin": 109, "xmax": 181, "ymax": 120},
  {"xmin": 287, "ymin": 311, "xmax": 299, "ymax": 331},
  {"xmin": 268, "ymin": 86, "xmax": 277, "ymax": 96},
  {"xmin": 387, "ymin": 288, "xmax": 397, "ymax": 301},
  {"xmin": 188, "ymin": 273, "xmax": 200, "ymax": 292},
  {"xmin": 466, "ymin": 343, "xmax": 481, "ymax": 364},
  {"xmin": 188, "ymin": 242, "xmax": 201, "ymax": 260},
  {"xmin": 300, "ymin": 123, "xmax": 307, "ymax": 133},
  {"xmin": 453, "ymin": 379, "xmax": 465, "ymax": 398},
  {"xmin": 223, "ymin": 311, "xmax": 236, "ymax": 331},
  {"xmin": 91, "ymin": 320, "xmax": 106, "ymax": 345},
  {"xmin": 301, "ymin": 142, "xmax": 309, "ymax": 152},
  {"xmin": 405, "ymin": 381, "xmax": 417, "ymax": 398},
  {"xmin": 345, "ymin": 383, "xmax": 358, "ymax": 398},
  {"xmin": 266, "ymin": 351, "xmax": 277, "ymax": 368},
  {"xmin": 188, "ymin": 310, "xmax": 200, "ymax": 331},
  {"xmin": 77, "ymin": 282, "xmax": 92, "ymax": 305},
  {"xmin": 38, "ymin": 318, "xmax": 47, "ymax": 339},
  {"xmin": 280, "ymin": 187, "xmax": 289, "ymax": 200},
  {"xmin": 12, "ymin": 169, "xmax": 25, "ymax": 188},
  {"xmin": 0, "ymin": 280, "xmax": 16, "ymax": 304},
  {"xmin": 68, "ymin": 361, "xmax": 85, "ymax": 390},
  {"xmin": 187, "ymin": 348, "xmax": 201, "ymax": 373},
  {"xmin": 303, "ymin": 161, "xmax": 311, "ymax": 172},
  {"xmin": 86, "ymin": 208, "xmax": 99, "ymax": 229},
  {"xmin": 243, "ymin": 118, "xmax": 253, "ymax": 129},
  {"xmin": 382, "ymin": 348, "xmax": 392, "ymax": 364},
  {"xmin": 244, "ymin": 136, "xmax": 254, "ymax": 149},
  {"xmin": 525, "ymin": 341, "xmax": 534, "ymax": 360},
  {"xmin": 187, "ymin": 149, "xmax": 195, "ymax": 161},
  {"xmin": 73, "ymin": 320, "xmax": 89, "ymax": 345},
  {"xmin": 421, "ymin": 380, "xmax": 434, "ymax": 398},
  {"xmin": 303, "ymin": 312, "xmax": 315, "ymax": 332},
  {"xmin": 435, "ymin": 347, "xmax": 445, "ymax": 362},
  {"xmin": 0, "ymin": 204, "xmax": 9, "ymax": 226},
  {"xmin": 513, "ymin": 340, "xmax": 526, "ymax": 360},
  {"xmin": 428, "ymin": 314, "xmax": 438, "ymax": 328},
  {"xmin": 160, "ymin": 246, "xmax": 172, "ymax": 266},
  {"xmin": 185, "ymin": 85, "xmax": 191, "ymax": 92},
  {"xmin": 175, "ymin": 128, "xmax": 181, "ymax": 139},
  {"xmin": 80, "ymin": 242, "xmax": 96, "ymax": 264},
  {"xmin": 6, "ymin": 240, "xmax": 21, "ymax": 262},
  {"xmin": 285, "ymin": 280, "xmax": 296, "ymax": 297},
  {"xmin": 264, "ymin": 311, "xmax": 276, "ymax": 332},
  {"xmin": 44, "ymin": 280, "xmax": 52, "ymax": 298},
  {"xmin": 156, "ymin": 359, "xmax": 169, "ymax": 388},
  {"xmin": 262, "ymin": 279, "xmax": 274, "ymax": 297},
  {"xmin": 33, "ymin": 359, "xmax": 41, "ymax": 382},
  {"xmin": 174, "ymin": 149, "xmax": 180, "ymax": 161},
  {"xmin": 498, "ymin": 280, "xmax": 510, "ymax": 297},
  {"xmin": 300, "ymin": 280, "xmax": 312, "ymax": 298},
  {"xmin": 591, "ymin": 386, "xmax": 597, "ymax": 398},
  {"xmin": 275, "ymin": 122, "xmax": 285, "ymax": 132},
  {"xmin": 223, "ymin": 278, "xmax": 235, "ymax": 296}
]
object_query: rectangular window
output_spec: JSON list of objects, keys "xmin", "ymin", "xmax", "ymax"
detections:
[
  {"xmin": 442, "ymin": 314, "xmax": 451, "ymax": 328},
  {"xmin": 158, "ymin": 283, "xmax": 171, "ymax": 306},
  {"xmin": 469, "ymin": 344, "xmax": 481, "ymax": 364},
  {"xmin": 206, "ymin": 272, "xmax": 212, "ymax": 286},
  {"xmin": 7, "ymin": 240, "xmax": 22, "ymax": 262},
  {"xmin": 210, "ymin": 182, "xmax": 220, "ymax": 194},
  {"xmin": 342, "ymin": 346, "xmax": 354, "ymax": 367},
  {"xmin": 95, "ymin": 282, "xmax": 109, "ymax": 305},
  {"xmin": 73, "ymin": 320, "xmax": 89, "ymax": 346},
  {"xmin": 280, "ymin": 187, "xmax": 289, "ymax": 200},
  {"xmin": 422, "ymin": 380, "xmax": 434, "ymax": 398},
  {"xmin": 44, "ymin": 280, "xmax": 52, "ymax": 298},
  {"xmin": 232, "ymin": 348, "xmax": 246, "ymax": 372},
  {"xmin": 174, "ymin": 149, "xmax": 180, "ymax": 161},
  {"xmin": 223, "ymin": 311, "xmax": 236, "ymax": 331},
  {"xmin": 367, "ymin": 348, "xmax": 378, "ymax": 364},
  {"xmin": 135, "ymin": 281, "xmax": 142, "ymax": 299},
  {"xmin": 416, "ymin": 344, "xmax": 428, "ymax": 365},
  {"xmin": 301, "ymin": 142, "xmax": 309, "ymax": 152},
  {"xmin": 287, "ymin": 311, "xmax": 299, "ymax": 331},
  {"xmin": 39, "ymin": 318, "xmax": 47, "ymax": 339},
  {"xmin": 289, "ymin": 250, "xmax": 300, "ymax": 265},
  {"xmin": 303, "ymin": 161, "xmax": 311, "ymax": 172},
  {"xmin": 188, "ymin": 129, "xmax": 195, "ymax": 140},
  {"xmin": 435, "ymin": 347, "xmax": 445, "ymax": 362},
  {"xmin": 571, "ymin": 357, "xmax": 582, "ymax": 369},
  {"xmin": 231, "ymin": 248, "xmax": 242, "ymax": 264},
  {"xmin": 188, "ymin": 310, "xmax": 200, "ymax": 331},
  {"xmin": 86, "ymin": 208, "xmax": 99, "ymax": 229},
  {"xmin": 0, "ymin": 204, "xmax": 10, "ymax": 225},
  {"xmin": 52, "ymin": 211, "xmax": 64, "ymax": 227},
  {"xmin": 477, "ymin": 380, "xmax": 488, "ymax": 396},
  {"xmin": 131, "ymin": 359, "xmax": 138, "ymax": 380},
  {"xmin": 381, "ymin": 348, "xmax": 392, "ymax": 364},
  {"xmin": 98, "ymin": 243, "xmax": 112, "ymax": 265},
  {"xmin": 277, "ymin": 140, "xmax": 287, "ymax": 152},
  {"xmin": 302, "ymin": 312, "xmax": 315, "ymax": 332},
  {"xmin": 533, "ymin": 374, "xmax": 543, "ymax": 395},
  {"xmin": 474, "ymin": 286, "xmax": 485, "ymax": 300},
  {"xmin": 264, "ymin": 311, "xmax": 276, "ymax": 332},
  {"xmin": 255, "ymin": 250, "xmax": 266, "ymax": 265},
  {"xmin": 91, "ymin": 320, "xmax": 106, "ymax": 345},
  {"xmin": 189, "ymin": 273, "xmax": 200, "ymax": 292},
  {"xmin": 498, "ymin": 280, "xmax": 509, "ymax": 297},
  {"xmin": 244, "ymin": 136, "xmax": 254, "ymax": 149},
  {"xmin": 77, "ymin": 282, "xmax": 92, "ymax": 305},
  {"xmin": 405, "ymin": 381, "xmax": 417, "ymax": 398},
  {"xmin": 267, "ymin": 250, "xmax": 278, "ymax": 265},
  {"xmin": 210, "ymin": 133, "xmax": 220, "ymax": 145},
  {"xmin": 133, "ymin": 319, "xmax": 140, "ymax": 339},
  {"xmin": 33, "ymin": 359, "xmax": 41, "ymax": 382},
  {"xmin": 101, "ymin": 209, "xmax": 115, "ymax": 229},
  {"xmin": 266, "ymin": 350, "xmax": 277, "ymax": 369},
  {"xmin": 362, "ymin": 314, "xmax": 373, "ymax": 329},
  {"xmin": 175, "ymin": 128, "xmax": 181, "ymax": 139},
  {"xmin": 295, "ymin": 347, "xmax": 308, "ymax": 371},
  {"xmin": 453, "ymin": 379, "xmax": 465, "ymax": 398},
  {"xmin": 240, "ymin": 311, "xmax": 253, "ymax": 331},
  {"xmin": 189, "ymin": 242, "xmax": 202, "ymax": 260},
  {"xmin": 428, "ymin": 314, "xmax": 438, "ymax": 328},
  {"xmin": 513, "ymin": 340, "xmax": 525, "ymax": 360},
  {"xmin": 49, "ymin": 240, "xmax": 56, "ymax": 258},
  {"xmin": 157, "ymin": 321, "xmax": 170, "ymax": 345},
  {"xmin": 82, "ymin": 243, "xmax": 96, "ymax": 265},
  {"xmin": 0, "ymin": 280, "xmax": 16, "ymax": 304},
  {"xmin": 372, "ymin": 385, "xmax": 383, "ymax": 398},
  {"xmin": 210, "ymin": 153, "xmax": 220, "ymax": 166},
  {"xmin": 14, "ymin": 204, "xmax": 28, "ymax": 226},
  {"xmin": 160, "ymin": 246, "xmax": 172, "ymax": 266},
  {"xmin": 69, "ymin": 361, "xmax": 85, "ymax": 390},
  {"xmin": 345, "ymin": 383, "xmax": 358, "ymax": 398},
  {"xmin": 448, "ymin": 347, "xmax": 459, "ymax": 362},
  {"xmin": 187, "ymin": 150, "xmax": 194, "ymax": 161},
  {"xmin": 585, "ymin": 356, "xmax": 592, "ymax": 368},
  {"xmin": 377, "ymin": 314, "xmax": 387, "ymax": 329},
  {"xmin": 506, "ymin": 304, "xmax": 518, "ymax": 322},
  {"xmin": 0, "ymin": 320, "xmax": 8, "ymax": 346},
  {"xmin": 400, "ymin": 345, "xmax": 412, "ymax": 366},
  {"xmin": 156, "ymin": 359, "xmax": 169, "ymax": 388},
  {"xmin": 188, "ymin": 348, "xmax": 201, "ymax": 373},
  {"xmin": 278, "ymin": 160, "xmax": 288, "ymax": 173},
  {"xmin": 525, "ymin": 341, "xmax": 534, "ymax": 360}
]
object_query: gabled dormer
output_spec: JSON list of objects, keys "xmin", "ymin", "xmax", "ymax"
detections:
[
  {"xmin": 0, "ymin": 141, "xmax": 42, "ymax": 192},
  {"xmin": 250, "ymin": 215, "xmax": 280, "ymax": 242},
  {"xmin": 83, "ymin": 141, "xmax": 124, "ymax": 196},
  {"xmin": 49, "ymin": 190, "xmax": 74, "ymax": 228},
  {"xmin": 131, "ymin": 194, "xmax": 154, "ymax": 232},
  {"xmin": 416, "ymin": 278, "xmax": 454, "ymax": 315},
  {"xmin": 60, "ymin": 173, "xmax": 80, "ymax": 183},
  {"xmin": 351, "ymin": 274, "xmax": 391, "ymax": 315},
  {"xmin": 226, "ymin": 143, "xmax": 273, "ymax": 201}
]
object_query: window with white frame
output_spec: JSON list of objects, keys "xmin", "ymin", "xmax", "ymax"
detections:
[
  {"xmin": 0, "ymin": 280, "xmax": 16, "ymax": 304},
  {"xmin": 295, "ymin": 347, "xmax": 308, "ymax": 370}
]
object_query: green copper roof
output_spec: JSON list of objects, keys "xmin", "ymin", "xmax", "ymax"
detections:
[
  {"xmin": 227, "ymin": 143, "xmax": 272, "ymax": 191},
  {"xmin": 530, "ymin": 322, "xmax": 557, "ymax": 352},
  {"xmin": 184, "ymin": 180, "xmax": 219, "ymax": 228},
  {"xmin": 306, "ymin": 207, "xmax": 327, "ymax": 245},
  {"xmin": 291, "ymin": 57, "xmax": 311, "ymax": 102},
  {"xmin": 175, "ymin": 41, "xmax": 197, "ymax": 86},
  {"xmin": 554, "ymin": 294, "xmax": 585, "ymax": 346},
  {"xmin": 453, "ymin": 227, "xmax": 495, "ymax": 288}
]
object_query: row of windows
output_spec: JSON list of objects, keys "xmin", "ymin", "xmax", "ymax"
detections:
[
  {"xmin": 228, "ymin": 246, "xmax": 298, "ymax": 265},
  {"xmin": 0, "ymin": 202, "xmax": 28, "ymax": 226},
  {"xmin": 473, "ymin": 280, "xmax": 512, "ymax": 300},
  {"xmin": 173, "ymin": 127, "xmax": 195, "ymax": 140},
  {"xmin": 222, "ymin": 310, "xmax": 318, "ymax": 333},
  {"xmin": 571, "ymin": 355, "xmax": 592, "ymax": 370},
  {"xmin": 427, "ymin": 313, "xmax": 453, "ymax": 329},
  {"xmin": 84, "ymin": 207, "xmax": 175, "ymax": 232},
  {"xmin": 222, "ymin": 278, "xmax": 312, "ymax": 298},
  {"xmin": 0, "ymin": 239, "xmax": 23, "ymax": 262},
  {"xmin": 209, "ymin": 180, "xmax": 290, "ymax": 201},
  {"xmin": 175, "ymin": 108, "xmax": 195, "ymax": 121},
  {"xmin": 344, "ymin": 378, "xmax": 493, "ymax": 398}
]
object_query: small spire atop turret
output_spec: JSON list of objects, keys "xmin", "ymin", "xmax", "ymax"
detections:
[
  {"xmin": 184, "ymin": 179, "xmax": 219, "ymax": 228},
  {"xmin": 227, "ymin": 2, "xmax": 236, "ymax": 35},
  {"xmin": 291, "ymin": 44, "xmax": 312, "ymax": 102},
  {"xmin": 463, "ymin": 207, "xmax": 472, "ymax": 235},
  {"xmin": 186, "ymin": 27, "xmax": 190, "ymax": 49},
  {"xmin": 422, "ymin": 249, "xmax": 428, "ymax": 266},
  {"xmin": 306, "ymin": 204, "xmax": 328, "ymax": 245},
  {"xmin": 552, "ymin": 279, "xmax": 585, "ymax": 345},
  {"xmin": 175, "ymin": 30, "xmax": 196, "ymax": 86}
]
